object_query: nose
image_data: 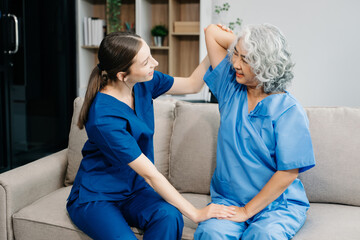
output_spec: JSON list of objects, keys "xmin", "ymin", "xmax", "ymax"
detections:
[
  {"xmin": 233, "ymin": 57, "xmax": 242, "ymax": 70},
  {"xmin": 151, "ymin": 56, "xmax": 159, "ymax": 67}
]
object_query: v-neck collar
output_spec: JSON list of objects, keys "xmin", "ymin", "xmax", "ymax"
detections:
[
  {"xmin": 98, "ymin": 84, "xmax": 138, "ymax": 116},
  {"xmin": 245, "ymin": 89, "xmax": 287, "ymax": 116}
]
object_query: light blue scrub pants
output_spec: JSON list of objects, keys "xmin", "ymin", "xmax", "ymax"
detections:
[
  {"xmin": 194, "ymin": 202, "xmax": 307, "ymax": 240},
  {"xmin": 67, "ymin": 188, "xmax": 183, "ymax": 240}
]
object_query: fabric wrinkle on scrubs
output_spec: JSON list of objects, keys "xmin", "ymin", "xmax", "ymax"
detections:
[{"xmin": 194, "ymin": 56, "xmax": 316, "ymax": 240}]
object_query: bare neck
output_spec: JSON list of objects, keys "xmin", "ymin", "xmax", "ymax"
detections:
[
  {"xmin": 246, "ymin": 86, "xmax": 268, "ymax": 113},
  {"xmin": 101, "ymin": 81, "xmax": 135, "ymax": 109}
]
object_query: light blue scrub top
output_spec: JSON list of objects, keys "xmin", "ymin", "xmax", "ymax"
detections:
[
  {"xmin": 205, "ymin": 57, "xmax": 315, "ymax": 208},
  {"xmin": 68, "ymin": 71, "xmax": 174, "ymax": 204}
]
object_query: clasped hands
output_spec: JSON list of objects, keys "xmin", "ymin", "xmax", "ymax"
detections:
[{"xmin": 193, "ymin": 203, "xmax": 251, "ymax": 223}]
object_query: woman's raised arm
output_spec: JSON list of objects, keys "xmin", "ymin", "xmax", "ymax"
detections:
[{"xmin": 205, "ymin": 24, "xmax": 236, "ymax": 69}]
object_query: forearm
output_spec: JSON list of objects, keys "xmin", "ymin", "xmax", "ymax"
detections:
[
  {"xmin": 244, "ymin": 169, "xmax": 299, "ymax": 218},
  {"xmin": 129, "ymin": 154, "xmax": 236, "ymax": 222},
  {"xmin": 188, "ymin": 55, "xmax": 210, "ymax": 92},
  {"xmin": 205, "ymin": 24, "xmax": 236, "ymax": 51},
  {"xmin": 166, "ymin": 56, "xmax": 209, "ymax": 95},
  {"xmin": 145, "ymin": 172, "xmax": 198, "ymax": 220},
  {"xmin": 205, "ymin": 24, "xmax": 236, "ymax": 68},
  {"xmin": 129, "ymin": 154, "xmax": 198, "ymax": 220}
]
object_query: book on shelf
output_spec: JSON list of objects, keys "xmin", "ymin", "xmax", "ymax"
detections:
[{"xmin": 83, "ymin": 17, "xmax": 106, "ymax": 47}]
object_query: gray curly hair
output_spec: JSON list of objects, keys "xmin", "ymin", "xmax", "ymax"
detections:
[{"xmin": 228, "ymin": 23, "xmax": 294, "ymax": 93}]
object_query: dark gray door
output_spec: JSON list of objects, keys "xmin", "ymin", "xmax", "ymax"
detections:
[{"xmin": 0, "ymin": 0, "xmax": 76, "ymax": 173}]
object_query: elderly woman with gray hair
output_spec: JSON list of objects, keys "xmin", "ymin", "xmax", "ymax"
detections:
[{"xmin": 194, "ymin": 24, "xmax": 316, "ymax": 240}]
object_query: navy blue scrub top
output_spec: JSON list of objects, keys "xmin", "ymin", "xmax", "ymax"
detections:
[{"xmin": 68, "ymin": 71, "xmax": 174, "ymax": 204}]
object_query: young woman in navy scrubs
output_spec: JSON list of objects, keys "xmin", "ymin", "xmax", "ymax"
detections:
[{"xmin": 66, "ymin": 32, "xmax": 236, "ymax": 240}]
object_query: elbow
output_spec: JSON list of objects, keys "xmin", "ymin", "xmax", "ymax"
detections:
[
  {"xmin": 205, "ymin": 24, "xmax": 217, "ymax": 34},
  {"xmin": 290, "ymin": 173, "xmax": 298, "ymax": 183},
  {"xmin": 191, "ymin": 83, "xmax": 205, "ymax": 94},
  {"xmin": 205, "ymin": 24, "xmax": 217, "ymax": 41},
  {"xmin": 288, "ymin": 170, "xmax": 299, "ymax": 183},
  {"xmin": 278, "ymin": 169, "xmax": 299, "ymax": 186},
  {"xmin": 142, "ymin": 170, "xmax": 162, "ymax": 188}
]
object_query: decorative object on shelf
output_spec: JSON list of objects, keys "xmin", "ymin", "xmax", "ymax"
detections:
[
  {"xmin": 107, "ymin": 0, "xmax": 122, "ymax": 33},
  {"xmin": 151, "ymin": 25, "xmax": 168, "ymax": 47},
  {"xmin": 83, "ymin": 17, "xmax": 106, "ymax": 46},
  {"xmin": 214, "ymin": 2, "xmax": 242, "ymax": 32},
  {"xmin": 124, "ymin": 22, "xmax": 135, "ymax": 33}
]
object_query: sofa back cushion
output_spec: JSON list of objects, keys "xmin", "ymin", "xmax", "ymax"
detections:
[
  {"xmin": 169, "ymin": 101, "xmax": 220, "ymax": 194},
  {"xmin": 153, "ymin": 99, "xmax": 177, "ymax": 179},
  {"xmin": 64, "ymin": 97, "xmax": 176, "ymax": 186},
  {"xmin": 300, "ymin": 107, "xmax": 360, "ymax": 206},
  {"xmin": 64, "ymin": 97, "xmax": 88, "ymax": 186},
  {"xmin": 168, "ymin": 102, "xmax": 360, "ymax": 207}
]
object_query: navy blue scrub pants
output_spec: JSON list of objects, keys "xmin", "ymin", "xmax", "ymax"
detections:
[{"xmin": 67, "ymin": 188, "xmax": 184, "ymax": 240}]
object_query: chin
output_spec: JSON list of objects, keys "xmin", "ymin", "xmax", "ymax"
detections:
[
  {"xmin": 145, "ymin": 75, "xmax": 154, "ymax": 81},
  {"xmin": 235, "ymin": 77, "xmax": 245, "ymax": 84}
]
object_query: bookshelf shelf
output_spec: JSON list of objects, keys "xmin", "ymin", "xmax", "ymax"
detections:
[
  {"xmin": 172, "ymin": 32, "xmax": 200, "ymax": 36},
  {"xmin": 150, "ymin": 46, "xmax": 169, "ymax": 50},
  {"xmin": 81, "ymin": 45, "xmax": 100, "ymax": 49}
]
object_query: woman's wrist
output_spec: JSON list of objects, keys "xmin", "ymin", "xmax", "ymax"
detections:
[
  {"xmin": 243, "ymin": 205, "xmax": 254, "ymax": 220},
  {"xmin": 187, "ymin": 208, "xmax": 201, "ymax": 223}
]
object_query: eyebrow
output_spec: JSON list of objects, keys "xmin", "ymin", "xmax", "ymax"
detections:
[
  {"xmin": 234, "ymin": 47, "xmax": 246, "ymax": 59},
  {"xmin": 141, "ymin": 56, "xmax": 150, "ymax": 65}
]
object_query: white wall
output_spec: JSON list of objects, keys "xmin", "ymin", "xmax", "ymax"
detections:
[{"xmin": 208, "ymin": 0, "xmax": 360, "ymax": 107}]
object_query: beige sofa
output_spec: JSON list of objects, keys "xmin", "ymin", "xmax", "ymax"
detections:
[{"xmin": 1, "ymin": 97, "xmax": 360, "ymax": 240}]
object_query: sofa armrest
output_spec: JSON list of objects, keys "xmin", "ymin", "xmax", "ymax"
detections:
[{"xmin": 0, "ymin": 149, "xmax": 68, "ymax": 240}]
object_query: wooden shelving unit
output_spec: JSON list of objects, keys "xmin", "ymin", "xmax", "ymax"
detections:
[
  {"xmin": 137, "ymin": 0, "xmax": 200, "ymax": 77},
  {"xmin": 77, "ymin": 0, "xmax": 209, "ymax": 100}
]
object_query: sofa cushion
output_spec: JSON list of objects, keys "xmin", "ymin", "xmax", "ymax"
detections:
[
  {"xmin": 12, "ymin": 186, "xmax": 91, "ymax": 240},
  {"xmin": 169, "ymin": 101, "xmax": 220, "ymax": 194},
  {"xmin": 178, "ymin": 196, "xmax": 360, "ymax": 240},
  {"xmin": 153, "ymin": 99, "xmax": 177, "ymax": 179},
  {"xmin": 181, "ymin": 201, "xmax": 360, "ymax": 240},
  {"xmin": 65, "ymin": 97, "xmax": 88, "ymax": 186},
  {"xmin": 300, "ymin": 107, "xmax": 360, "ymax": 206},
  {"xmin": 293, "ymin": 203, "xmax": 360, "ymax": 240},
  {"xmin": 12, "ymin": 187, "xmax": 143, "ymax": 240},
  {"xmin": 11, "ymin": 186, "xmax": 208, "ymax": 240},
  {"xmin": 64, "ymin": 98, "xmax": 177, "ymax": 186}
]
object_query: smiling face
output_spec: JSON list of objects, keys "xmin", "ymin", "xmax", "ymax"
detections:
[
  {"xmin": 232, "ymin": 39, "xmax": 257, "ymax": 87},
  {"xmin": 125, "ymin": 39, "xmax": 159, "ymax": 83}
]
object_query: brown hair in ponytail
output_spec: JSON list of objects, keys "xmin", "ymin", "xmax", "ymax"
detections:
[{"xmin": 77, "ymin": 32, "xmax": 142, "ymax": 129}]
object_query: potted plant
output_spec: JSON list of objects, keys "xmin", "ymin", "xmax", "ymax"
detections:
[
  {"xmin": 107, "ymin": 0, "xmax": 122, "ymax": 33},
  {"xmin": 151, "ymin": 25, "xmax": 168, "ymax": 47}
]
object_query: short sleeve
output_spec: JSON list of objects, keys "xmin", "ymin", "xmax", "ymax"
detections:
[
  {"xmin": 87, "ymin": 117, "xmax": 142, "ymax": 166},
  {"xmin": 204, "ymin": 56, "xmax": 238, "ymax": 106},
  {"xmin": 147, "ymin": 71, "xmax": 174, "ymax": 99},
  {"xmin": 274, "ymin": 105, "xmax": 316, "ymax": 173}
]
